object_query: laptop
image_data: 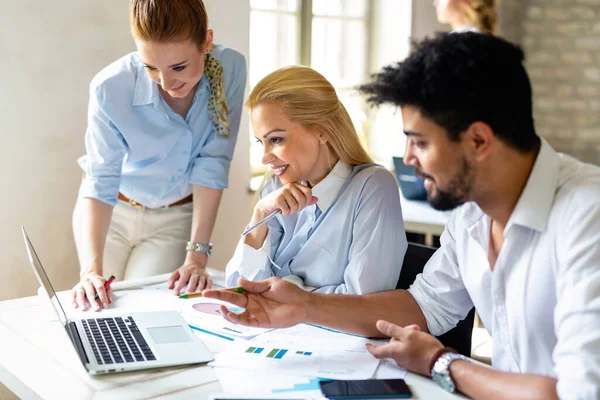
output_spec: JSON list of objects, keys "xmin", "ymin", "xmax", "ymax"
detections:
[
  {"xmin": 21, "ymin": 227, "xmax": 213, "ymax": 375},
  {"xmin": 392, "ymin": 156, "xmax": 427, "ymax": 201}
]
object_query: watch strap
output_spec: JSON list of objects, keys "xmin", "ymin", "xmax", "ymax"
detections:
[
  {"xmin": 429, "ymin": 347, "xmax": 457, "ymax": 375},
  {"xmin": 186, "ymin": 242, "xmax": 213, "ymax": 257}
]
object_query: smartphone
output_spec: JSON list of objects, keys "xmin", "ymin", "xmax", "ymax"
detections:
[{"xmin": 319, "ymin": 379, "xmax": 412, "ymax": 399}]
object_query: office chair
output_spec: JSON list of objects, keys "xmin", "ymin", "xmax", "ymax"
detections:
[{"xmin": 397, "ymin": 242, "xmax": 476, "ymax": 357}]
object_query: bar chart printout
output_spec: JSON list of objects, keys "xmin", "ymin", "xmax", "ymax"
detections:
[
  {"xmin": 245, "ymin": 346, "xmax": 312, "ymax": 359},
  {"xmin": 211, "ymin": 340, "xmax": 380, "ymax": 380}
]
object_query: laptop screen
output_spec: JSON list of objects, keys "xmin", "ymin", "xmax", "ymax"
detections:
[{"xmin": 21, "ymin": 227, "xmax": 70, "ymax": 327}]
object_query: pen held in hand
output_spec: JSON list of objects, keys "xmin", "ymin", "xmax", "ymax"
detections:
[
  {"xmin": 240, "ymin": 209, "xmax": 282, "ymax": 237},
  {"xmin": 240, "ymin": 181, "xmax": 310, "ymax": 237},
  {"xmin": 178, "ymin": 287, "xmax": 245, "ymax": 299},
  {"xmin": 94, "ymin": 275, "xmax": 115, "ymax": 302}
]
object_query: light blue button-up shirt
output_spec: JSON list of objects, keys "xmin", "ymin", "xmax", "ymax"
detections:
[
  {"xmin": 78, "ymin": 44, "xmax": 246, "ymax": 208},
  {"xmin": 226, "ymin": 162, "xmax": 407, "ymax": 294}
]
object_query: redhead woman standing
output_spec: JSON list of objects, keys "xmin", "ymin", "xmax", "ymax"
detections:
[{"xmin": 72, "ymin": 0, "xmax": 246, "ymax": 311}]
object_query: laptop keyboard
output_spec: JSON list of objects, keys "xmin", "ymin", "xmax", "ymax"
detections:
[{"xmin": 82, "ymin": 316, "xmax": 156, "ymax": 365}]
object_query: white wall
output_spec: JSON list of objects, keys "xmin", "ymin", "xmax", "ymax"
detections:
[
  {"xmin": 204, "ymin": 0, "xmax": 252, "ymax": 272},
  {"xmin": 368, "ymin": 0, "xmax": 447, "ymax": 165},
  {"xmin": 411, "ymin": 0, "xmax": 449, "ymax": 40},
  {"xmin": 0, "ymin": 0, "xmax": 251, "ymax": 301}
]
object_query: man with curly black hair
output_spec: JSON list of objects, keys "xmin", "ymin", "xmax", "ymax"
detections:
[{"xmin": 204, "ymin": 33, "xmax": 600, "ymax": 399}]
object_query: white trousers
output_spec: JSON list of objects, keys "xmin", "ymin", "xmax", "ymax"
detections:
[{"xmin": 73, "ymin": 198, "xmax": 193, "ymax": 281}]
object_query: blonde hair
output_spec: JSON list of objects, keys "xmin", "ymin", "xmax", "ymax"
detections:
[
  {"xmin": 462, "ymin": 0, "xmax": 497, "ymax": 34},
  {"xmin": 130, "ymin": 0, "xmax": 208, "ymax": 46},
  {"xmin": 247, "ymin": 66, "xmax": 374, "ymax": 170}
]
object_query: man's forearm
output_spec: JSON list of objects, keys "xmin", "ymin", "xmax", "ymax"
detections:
[
  {"xmin": 451, "ymin": 360, "xmax": 558, "ymax": 400},
  {"xmin": 305, "ymin": 289, "xmax": 428, "ymax": 337},
  {"xmin": 79, "ymin": 198, "xmax": 113, "ymax": 275}
]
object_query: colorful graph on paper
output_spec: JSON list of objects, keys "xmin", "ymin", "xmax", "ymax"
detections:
[
  {"xmin": 244, "ymin": 346, "xmax": 313, "ymax": 359},
  {"xmin": 211, "ymin": 340, "xmax": 379, "ymax": 380}
]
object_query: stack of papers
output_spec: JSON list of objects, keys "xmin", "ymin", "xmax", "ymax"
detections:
[{"xmin": 209, "ymin": 324, "xmax": 382, "ymax": 380}]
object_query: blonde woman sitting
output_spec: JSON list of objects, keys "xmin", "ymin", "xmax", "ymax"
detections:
[
  {"xmin": 226, "ymin": 66, "xmax": 407, "ymax": 294},
  {"xmin": 434, "ymin": 0, "xmax": 497, "ymax": 33}
]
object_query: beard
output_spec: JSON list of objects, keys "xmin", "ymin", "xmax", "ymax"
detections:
[{"xmin": 417, "ymin": 158, "xmax": 474, "ymax": 211}]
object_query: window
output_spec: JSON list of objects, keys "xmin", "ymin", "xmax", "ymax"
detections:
[{"xmin": 248, "ymin": 0, "xmax": 371, "ymax": 185}]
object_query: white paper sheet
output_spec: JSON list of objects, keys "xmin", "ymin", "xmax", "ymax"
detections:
[
  {"xmin": 181, "ymin": 298, "xmax": 273, "ymax": 339},
  {"xmin": 214, "ymin": 367, "xmax": 324, "ymax": 398},
  {"xmin": 209, "ymin": 336, "xmax": 380, "ymax": 380},
  {"xmin": 47, "ymin": 285, "xmax": 188, "ymax": 320},
  {"xmin": 373, "ymin": 358, "xmax": 408, "ymax": 379},
  {"xmin": 255, "ymin": 323, "xmax": 378, "ymax": 349}
]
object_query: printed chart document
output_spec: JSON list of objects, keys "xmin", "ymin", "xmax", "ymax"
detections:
[
  {"xmin": 214, "ymin": 367, "xmax": 324, "ymax": 398},
  {"xmin": 181, "ymin": 298, "xmax": 273, "ymax": 339},
  {"xmin": 253, "ymin": 324, "xmax": 407, "ymax": 379},
  {"xmin": 209, "ymin": 331, "xmax": 380, "ymax": 380}
]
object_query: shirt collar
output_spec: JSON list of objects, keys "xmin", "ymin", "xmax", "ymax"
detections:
[
  {"xmin": 506, "ymin": 138, "xmax": 559, "ymax": 233},
  {"xmin": 132, "ymin": 54, "xmax": 159, "ymax": 107},
  {"xmin": 451, "ymin": 26, "xmax": 481, "ymax": 33},
  {"xmin": 310, "ymin": 160, "xmax": 352, "ymax": 214}
]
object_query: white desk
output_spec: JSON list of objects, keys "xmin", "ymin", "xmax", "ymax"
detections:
[
  {"xmin": 400, "ymin": 192, "xmax": 451, "ymax": 245},
  {"xmin": 0, "ymin": 270, "xmax": 466, "ymax": 399}
]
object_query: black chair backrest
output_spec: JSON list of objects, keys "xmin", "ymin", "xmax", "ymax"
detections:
[{"xmin": 397, "ymin": 242, "xmax": 475, "ymax": 357}]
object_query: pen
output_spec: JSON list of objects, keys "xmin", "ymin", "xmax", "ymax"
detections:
[
  {"xmin": 240, "ymin": 181, "xmax": 312, "ymax": 237},
  {"xmin": 240, "ymin": 209, "xmax": 282, "ymax": 237},
  {"xmin": 178, "ymin": 287, "xmax": 245, "ymax": 299},
  {"xmin": 94, "ymin": 275, "xmax": 115, "ymax": 301}
]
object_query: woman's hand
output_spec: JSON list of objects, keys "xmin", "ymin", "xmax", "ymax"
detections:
[
  {"xmin": 71, "ymin": 271, "xmax": 113, "ymax": 312},
  {"xmin": 255, "ymin": 183, "xmax": 318, "ymax": 218},
  {"xmin": 245, "ymin": 183, "xmax": 318, "ymax": 249},
  {"xmin": 169, "ymin": 256, "xmax": 213, "ymax": 295}
]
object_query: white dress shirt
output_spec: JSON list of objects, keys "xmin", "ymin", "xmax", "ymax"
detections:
[
  {"xmin": 451, "ymin": 26, "xmax": 481, "ymax": 33},
  {"xmin": 408, "ymin": 139, "xmax": 600, "ymax": 399},
  {"xmin": 226, "ymin": 161, "xmax": 407, "ymax": 294}
]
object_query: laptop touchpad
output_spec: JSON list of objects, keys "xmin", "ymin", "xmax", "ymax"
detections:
[{"xmin": 147, "ymin": 326, "xmax": 192, "ymax": 344}]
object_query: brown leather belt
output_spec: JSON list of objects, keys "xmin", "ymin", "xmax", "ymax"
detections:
[{"xmin": 118, "ymin": 192, "xmax": 193, "ymax": 209}]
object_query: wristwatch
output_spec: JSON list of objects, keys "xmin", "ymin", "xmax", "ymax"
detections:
[
  {"xmin": 431, "ymin": 351, "xmax": 470, "ymax": 393},
  {"xmin": 186, "ymin": 241, "xmax": 213, "ymax": 258}
]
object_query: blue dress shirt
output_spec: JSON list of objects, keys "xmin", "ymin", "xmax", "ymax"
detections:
[
  {"xmin": 78, "ymin": 44, "xmax": 247, "ymax": 208},
  {"xmin": 226, "ymin": 161, "xmax": 407, "ymax": 294}
]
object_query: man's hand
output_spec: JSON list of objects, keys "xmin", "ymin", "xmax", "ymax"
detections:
[
  {"xmin": 72, "ymin": 271, "xmax": 112, "ymax": 312},
  {"xmin": 366, "ymin": 320, "xmax": 445, "ymax": 376},
  {"xmin": 169, "ymin": 259, "xmax": 212, "ymax": 295},
  {"xmin": 202, "ymin": 277, "xmax": 311, "ymax": 329}
]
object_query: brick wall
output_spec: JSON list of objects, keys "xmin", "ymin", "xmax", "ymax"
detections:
[{"xmin": 499, "ymin": 0, "xmax": 600, "ymax": 165}]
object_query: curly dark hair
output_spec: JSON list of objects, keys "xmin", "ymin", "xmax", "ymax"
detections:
[{"xmin": 359, "ymin": 32, "xmax": 540, "ymax": 152}]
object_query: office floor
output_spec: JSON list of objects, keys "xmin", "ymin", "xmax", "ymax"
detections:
[{"xmin": 0, "ymin": 383, "xmax": 17, "ymax": 400}]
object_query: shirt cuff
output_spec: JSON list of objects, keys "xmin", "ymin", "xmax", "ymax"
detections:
[
  {"xmin": 189, "ymin": 157, "xmax": 231, "ymax": 189},
  {"xmin": 234, "ymin": 229, "xmax": 271, "ymax": 280},
  {"xmin": 407, "ymin": 281, "xmax": 445, "ymax": 337},
  {"xmin": 282, "ymin": 275, "xmax": 317, "ymax": 292}
]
